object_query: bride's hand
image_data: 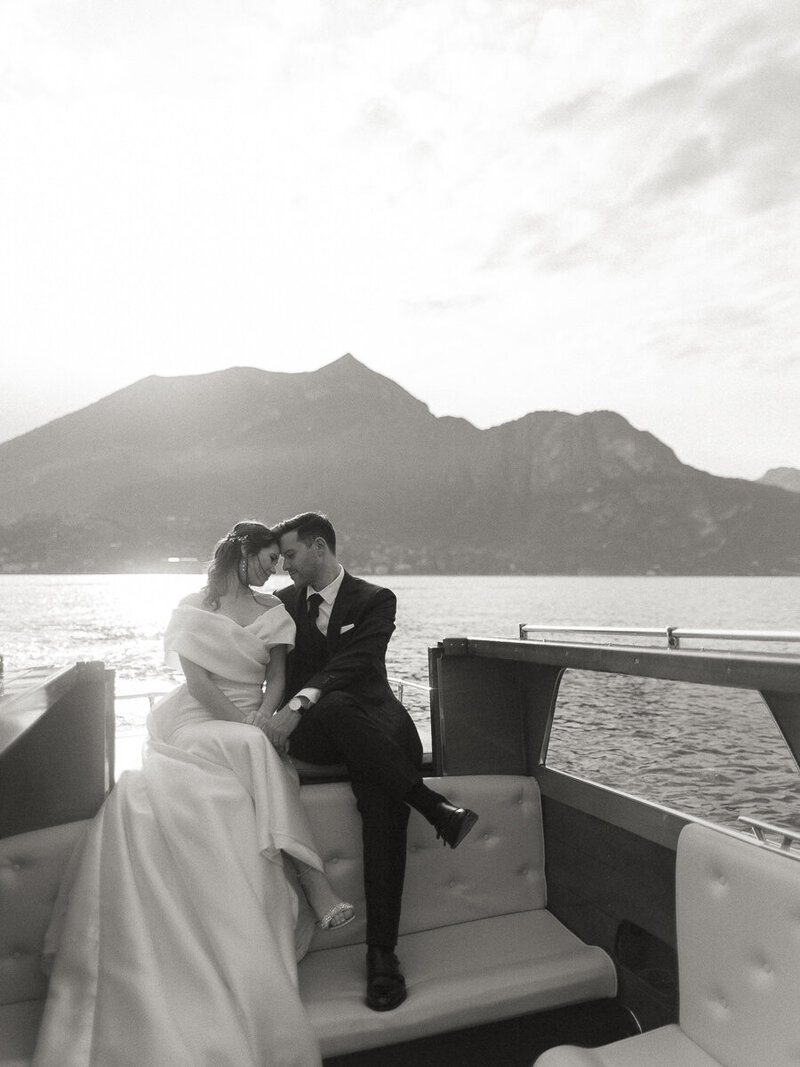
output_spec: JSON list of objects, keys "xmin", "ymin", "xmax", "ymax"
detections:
[
  {"xmin": 243, "ymin": 710, "xmax": 269, "ymax": 731},
  {"xmin": 264, "ymin": 704, "xmax": 301, "ymax": 756},
  {"xmin": 261, "ymin": 720, "xmax": 288, "ymax": 756}
]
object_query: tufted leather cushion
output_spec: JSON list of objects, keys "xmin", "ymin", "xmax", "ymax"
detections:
[
  {"xmin": 535, "ymin": 822, "xmax": 800, "ymax": 1067},
  {"xmin": 534, "ymin": 1023, "xmax": 722, "ymax": 1066},
  {"xmin": 299, "ymin": 775, "xmax": 615, "ymax": 1055},
  {"xmin": 677, "ymin": 822, "xmax": 800, "ymax": 1067},
  {"xmin": 0, "ymin": 821, "xmax": 89, "ymax": 1067},
  {"xmin": 0, "ymin": 776, "xmax": 614, "ymax": 1063},
  {"xmin": 0, "ymin": 821, "xmax": 88, "ymax": 1008},
  {"xmin": 304, "ymin": 774, "xmax": 548, "ymax": 951},
  {"xmin": 0, "ymin": 1000, "xmax": 45, "ymax": 1067},
  {"xmin": 302, "ymin": 909, "xmax": 616, "ymax": 1057}
]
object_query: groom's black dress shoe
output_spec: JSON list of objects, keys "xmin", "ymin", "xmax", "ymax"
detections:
[
  {"xmin": 431, "ymin": 801, "xmax": 479, "ymax": 849},
  {"xmin": 366, "ymin": 946, "xmax": 407, "ymax": 1012}
]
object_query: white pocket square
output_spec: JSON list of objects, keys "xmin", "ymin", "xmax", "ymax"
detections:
[{"xmin": 339, "ymin": 623, "xmax": 355, "ymax": 634}]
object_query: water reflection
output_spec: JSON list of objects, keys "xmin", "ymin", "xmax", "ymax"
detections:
[
  {"xmin": 3, "ymin": 572, "xmax": 800, "ymax": 832},
  {"xmin": 549, "ymin": 671, "xmax": 800, "ymax": 832}
]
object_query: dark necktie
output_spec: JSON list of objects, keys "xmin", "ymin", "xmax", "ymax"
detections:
[
  {"xmin": 307, "ymin": 592, "xmax": 323, "ymax": 629},
  {"xmin": 306, "ymin": 592, "xmax": 326, "ymax": 655}
]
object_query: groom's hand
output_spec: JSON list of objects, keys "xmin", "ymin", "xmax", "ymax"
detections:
[{"xmin": 265, "ymin": 704, "xmax": 302, "ymax": 755}]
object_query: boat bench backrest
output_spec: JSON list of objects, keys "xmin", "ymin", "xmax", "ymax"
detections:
[
  {"xmin": 0, "ymin": 820, "xmax": 88, "ymax": 1007},
  {"xmin": 677, "ymin": 822, "xmax": 800, "ymax": 1067},
  {"xmin": 0, "ymin": 775, "xmax": 547, "ymax": 994},
  {"xmin": 303, "ymin": 774, "xmax": 547, "ymax": 951}
]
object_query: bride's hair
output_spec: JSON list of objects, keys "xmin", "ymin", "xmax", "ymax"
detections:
[{"xmin": 203, "ymin": 520, "xmax": 278, "ymax": 610}]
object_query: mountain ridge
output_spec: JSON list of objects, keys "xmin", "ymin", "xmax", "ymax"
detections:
[
  {"xmin": 1, "ymin": 355, "xmax": 799, "ymax": 575},
  {"xmin": 759, "ymin": 467, "xmax": 800, "ymax": 493}
]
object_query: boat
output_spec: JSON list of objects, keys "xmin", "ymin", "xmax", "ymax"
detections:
[{"xmin": 2, "ymin": 625, "xmax": 800, "ymax": 1065}]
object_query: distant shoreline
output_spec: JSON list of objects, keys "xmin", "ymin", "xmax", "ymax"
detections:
[{"xmin": 3, "ymin": 568, "xmax": 800, "ymax": 579}]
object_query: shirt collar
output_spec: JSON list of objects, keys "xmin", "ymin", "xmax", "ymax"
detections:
[{"xmin": 307, "ymin": 565, "xmax": 345, "ymax": 605}]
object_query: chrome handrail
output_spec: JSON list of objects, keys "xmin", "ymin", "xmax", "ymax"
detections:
[
  {"xmin": 388, "ymin": 677, "xmax": 432, "ymax": 703},
  {"xmin": 519, "ymin": 625, "xmax": 800, "ymax": 650},
  {"xmin": 738, "ymin": 815, "xmax": 800, "ymax": 855},
  {"xmin": 115, "ymin": 691, "xmax": 170, "ymax": 712}
]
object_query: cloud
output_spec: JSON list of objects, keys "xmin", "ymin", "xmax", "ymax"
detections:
[
  {"xmin": 360, "ymin": 97, "xmax": 403, "ymax": 135},
  {"xmin": 710, "ymin": 56, "xmax": 800, "ymax": 212},
  {"xmin": 482, "ymin": 213, "xmax": 551, "ymax": 268},
  {"xmin": 705, "ymin": 9, "xmax": 788, "ymax": 65},
  {"xmin": 404, "ymin": 294, "xmax": 487, "ymax": 314},
  {"xmin": 624, "ymin": 8, "xmax": 800, "ymax": 214},
  {"xmin": 644, "ymin": 302, "xmax": 771, "ymax": 366},
  {"xmin": 1, "ymin": 0, "xmax": 798, "ymax": 479},
  {"xmin": 639, "ymin": 135, "xmax": 726, "ymax": 201},
  {"xmin": 625, "ymin": 71, "xmax": 699, "ymax": 114},
  {"xmin": 534, "ymin": 89, "xmax": 606, "ymax": 129},
  {"xmin": 633, "ymin": 55, "xmax": 800, "ymax": 212},
  {"xmin": 473, "ymin": 4, "xmax": 799, "ymax": 294}
]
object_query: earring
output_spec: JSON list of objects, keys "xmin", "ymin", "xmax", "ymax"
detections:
[{"xmin": 240, "ymin": 558, "xmax": 248, "ymax": 581}]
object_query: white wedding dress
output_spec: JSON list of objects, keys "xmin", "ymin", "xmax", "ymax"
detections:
[{"xmin": 33, "ymin": 602, "xmax": 323, "ymax": 1067}]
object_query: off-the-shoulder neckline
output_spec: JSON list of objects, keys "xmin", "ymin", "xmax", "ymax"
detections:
[{"xmin": 177, "ymin": 600, "xmax": 287, "ymax": 629}]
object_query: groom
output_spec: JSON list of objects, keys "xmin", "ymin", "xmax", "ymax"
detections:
[{"xmin": 269, "ymin": 512, "xmax": 478, "ymax": 1012}]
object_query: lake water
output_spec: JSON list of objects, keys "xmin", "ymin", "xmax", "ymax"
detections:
[{"xmin": 2, "ymin": 573, "xmax": 800, "ymax": 831}]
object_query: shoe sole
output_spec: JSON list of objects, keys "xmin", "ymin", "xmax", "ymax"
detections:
[
  {"xmin": 366, "ymin": 985, "xmax": 408, "ymax": 1012},
  {"xmin": 448, "ymin": 809, "xmax": 478, "ymax": 849}
]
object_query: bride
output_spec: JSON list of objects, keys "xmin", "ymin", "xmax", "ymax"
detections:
[{"xmin": 33, "ymin": 521, "xmax": 352, "ymax": 1067}]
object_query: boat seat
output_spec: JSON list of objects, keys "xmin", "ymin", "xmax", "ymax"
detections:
[
  {"xmin": 298, "ymin": 775, "xmax": 616, "ymax": 1057},
  {"xmin": 290, "ymin": 756, "xmax": 350, "ymax": 782},
  {"xmin": 0, "ymin": 820, "xmax": 89, "ymax": 1066},
  {"xmin": 0, "ymin": 775, "xmax": 616, "ymax": 1064},
  {"xmin": 535, "ymin": 821, "xmax": 800, "ymax": 1067}
]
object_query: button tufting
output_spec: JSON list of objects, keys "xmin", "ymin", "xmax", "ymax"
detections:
[{"xmin": 449, "ymin": 880, "xmax": 456, "ymax": 888}]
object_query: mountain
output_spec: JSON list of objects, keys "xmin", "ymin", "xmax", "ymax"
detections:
[
  {"xmin": 759, "ymin": 468, "xmax": 800, "ymax": 493},
  {"xmin": 1, "ymin": 354, "xmax": 800, "ymax": 574}
]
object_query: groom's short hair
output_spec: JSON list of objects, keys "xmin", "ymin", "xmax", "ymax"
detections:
[{"xmin": 276, "ymin": 511, "xmax": 336, "ymax": 554}]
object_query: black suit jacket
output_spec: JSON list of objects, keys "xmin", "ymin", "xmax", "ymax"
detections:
[{"xmin": 276, "ymin": 571, "xmax": 401, "ymax": 711}]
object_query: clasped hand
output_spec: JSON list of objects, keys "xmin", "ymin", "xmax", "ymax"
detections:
[
  {"xmin": 243, "ymin": 705, "xmax": 300, "ymax": 756},
  {"xmin": 243, "ymin": 710, "xmax": 269, "ymax": 731}
]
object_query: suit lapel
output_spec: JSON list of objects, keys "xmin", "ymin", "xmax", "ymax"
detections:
[{"xmin": 280, "ymin": 583, "xmax": 301, "ymax": 621}]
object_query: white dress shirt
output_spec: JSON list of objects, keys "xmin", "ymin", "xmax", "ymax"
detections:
[{"xmin": 296, "ymin": 565, "xmax": 345, "ymax": 707}]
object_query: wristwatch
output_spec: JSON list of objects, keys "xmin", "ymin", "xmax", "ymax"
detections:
[{"xmin": 288, "ymin": 696, "xmax": 310, "ymax": 714}]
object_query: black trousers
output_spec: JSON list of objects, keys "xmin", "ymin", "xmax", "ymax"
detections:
[{"xmin": 289, "ymin": 690, "xmax": 423, "ymax": 947}]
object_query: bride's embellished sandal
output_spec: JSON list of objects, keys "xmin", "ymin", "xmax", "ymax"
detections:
[
  {"xmin": 317, "ymin": 901, "xmax": 356, "ymax": 930},
  {"xmin": 294, "ymin": 862, "xmax": 356, "ymax": 931}
]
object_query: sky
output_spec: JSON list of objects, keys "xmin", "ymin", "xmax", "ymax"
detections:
[{"xmin": 1, "ymin": 0, "xmax": 798, "ymax": 480}]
